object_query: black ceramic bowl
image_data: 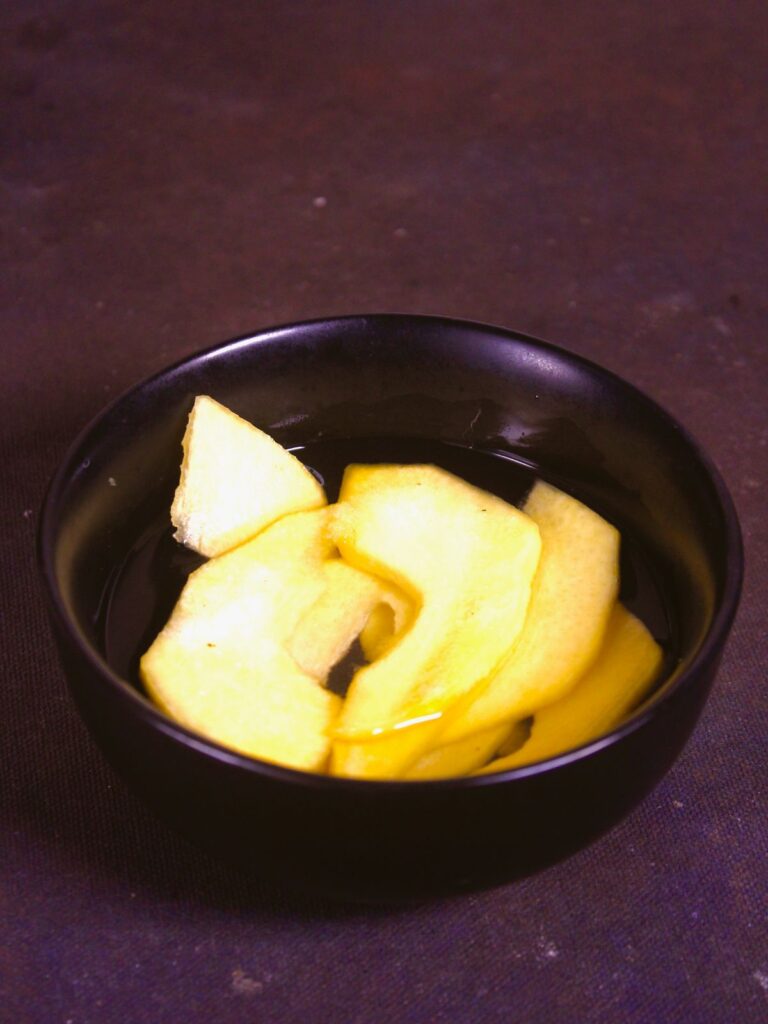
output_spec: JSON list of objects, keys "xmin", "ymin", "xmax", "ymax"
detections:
[{"xmin": 39, "ymin": 315, "xmax": 742, "ymax": 901}]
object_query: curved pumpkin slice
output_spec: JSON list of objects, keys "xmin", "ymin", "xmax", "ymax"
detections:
[
  {"xmin": 476, "ymin": 603, "xmax": 663, "ymax": 773},
  {"xmin": 171, "ymin": 395, "xmax": 326, "ymax": 557},
  {"xmin": 141, "ymin": 509, "xmax": 340, "ymax": 771},
  {"xmin": 329, "ymin": 464, "xmax": 540, "ymax": 778},
  {"xmin": 440, "ymin": 480, "xmax": 620, "ymax": 744}
]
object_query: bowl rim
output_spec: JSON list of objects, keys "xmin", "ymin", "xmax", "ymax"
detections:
[{"xmin": 38, "ymin": 312, "xmax": 744, "ymax": 791}]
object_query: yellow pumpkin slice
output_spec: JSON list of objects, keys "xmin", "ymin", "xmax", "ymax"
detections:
[
  {"xmin": 329, "ymin": 464, "xmax": 541, "ymax": 778},
  {"xmin": 439, "ymin": 480, "xmax": 619, "ymax": 744},
  {"xmin": 141, "ymin": 509, "xmax": 340, "ymax": 771},
  {"xmin": 171, "ymin": 395, "xmax": 326, "ymax": 557},
  {"xmin": 476, "ymin": 603, "xmax": 663, "ymax": 773}
]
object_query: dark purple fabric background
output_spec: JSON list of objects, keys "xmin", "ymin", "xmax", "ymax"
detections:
[{"xmin": 2, "ymin": 2, "xmax": 766, "ymax": 1021}]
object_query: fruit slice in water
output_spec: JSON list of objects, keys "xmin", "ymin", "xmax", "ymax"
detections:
[
  {"xmin": 171, "ymin": 395, "xmax": 326, "ymax": 558},
  {"xmin": 141, "ymin": 509, "xmax": 341, "ymax": 771},
  {"xmin": 440, "ymin": 479, "xmax": 620, "ymax": 744},
  {"xmin": 330, "ymin": 464, "xmax": 541, "ymax": 778},
  {"xmin": 476, "ymin": 603, "xmax": 663, "ymax": 773}
]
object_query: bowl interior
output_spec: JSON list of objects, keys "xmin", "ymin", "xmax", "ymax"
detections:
[{"xmin": 43, "ymin": 315, "xmax": 740, "ymax": 762}]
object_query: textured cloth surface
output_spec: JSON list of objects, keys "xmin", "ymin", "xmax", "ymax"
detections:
[{"xmin": 2, "ymin": 2, "xmax": 766, "ymax": 1022}]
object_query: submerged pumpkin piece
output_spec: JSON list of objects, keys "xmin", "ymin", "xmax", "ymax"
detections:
[
  {"xmin": 404, "ymin": 720, "xmax": 528, "ymax": 780},
  {"xmin": 476, "ymin": 603, "xmax": 663, "ymax": 773}
]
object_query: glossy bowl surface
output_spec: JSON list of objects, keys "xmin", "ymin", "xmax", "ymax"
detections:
[{"xmin": 39, "ymin": 315, "xmax": 742, "ymax": 900}]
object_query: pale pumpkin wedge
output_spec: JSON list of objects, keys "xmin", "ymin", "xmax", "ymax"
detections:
[
  {"xmin": 141, "ymin": 509, "xmax": 341, "ymax": 771},
  {"xmin": 171, "ymin": 395, "xmax": 326, "ymax": 557}
]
